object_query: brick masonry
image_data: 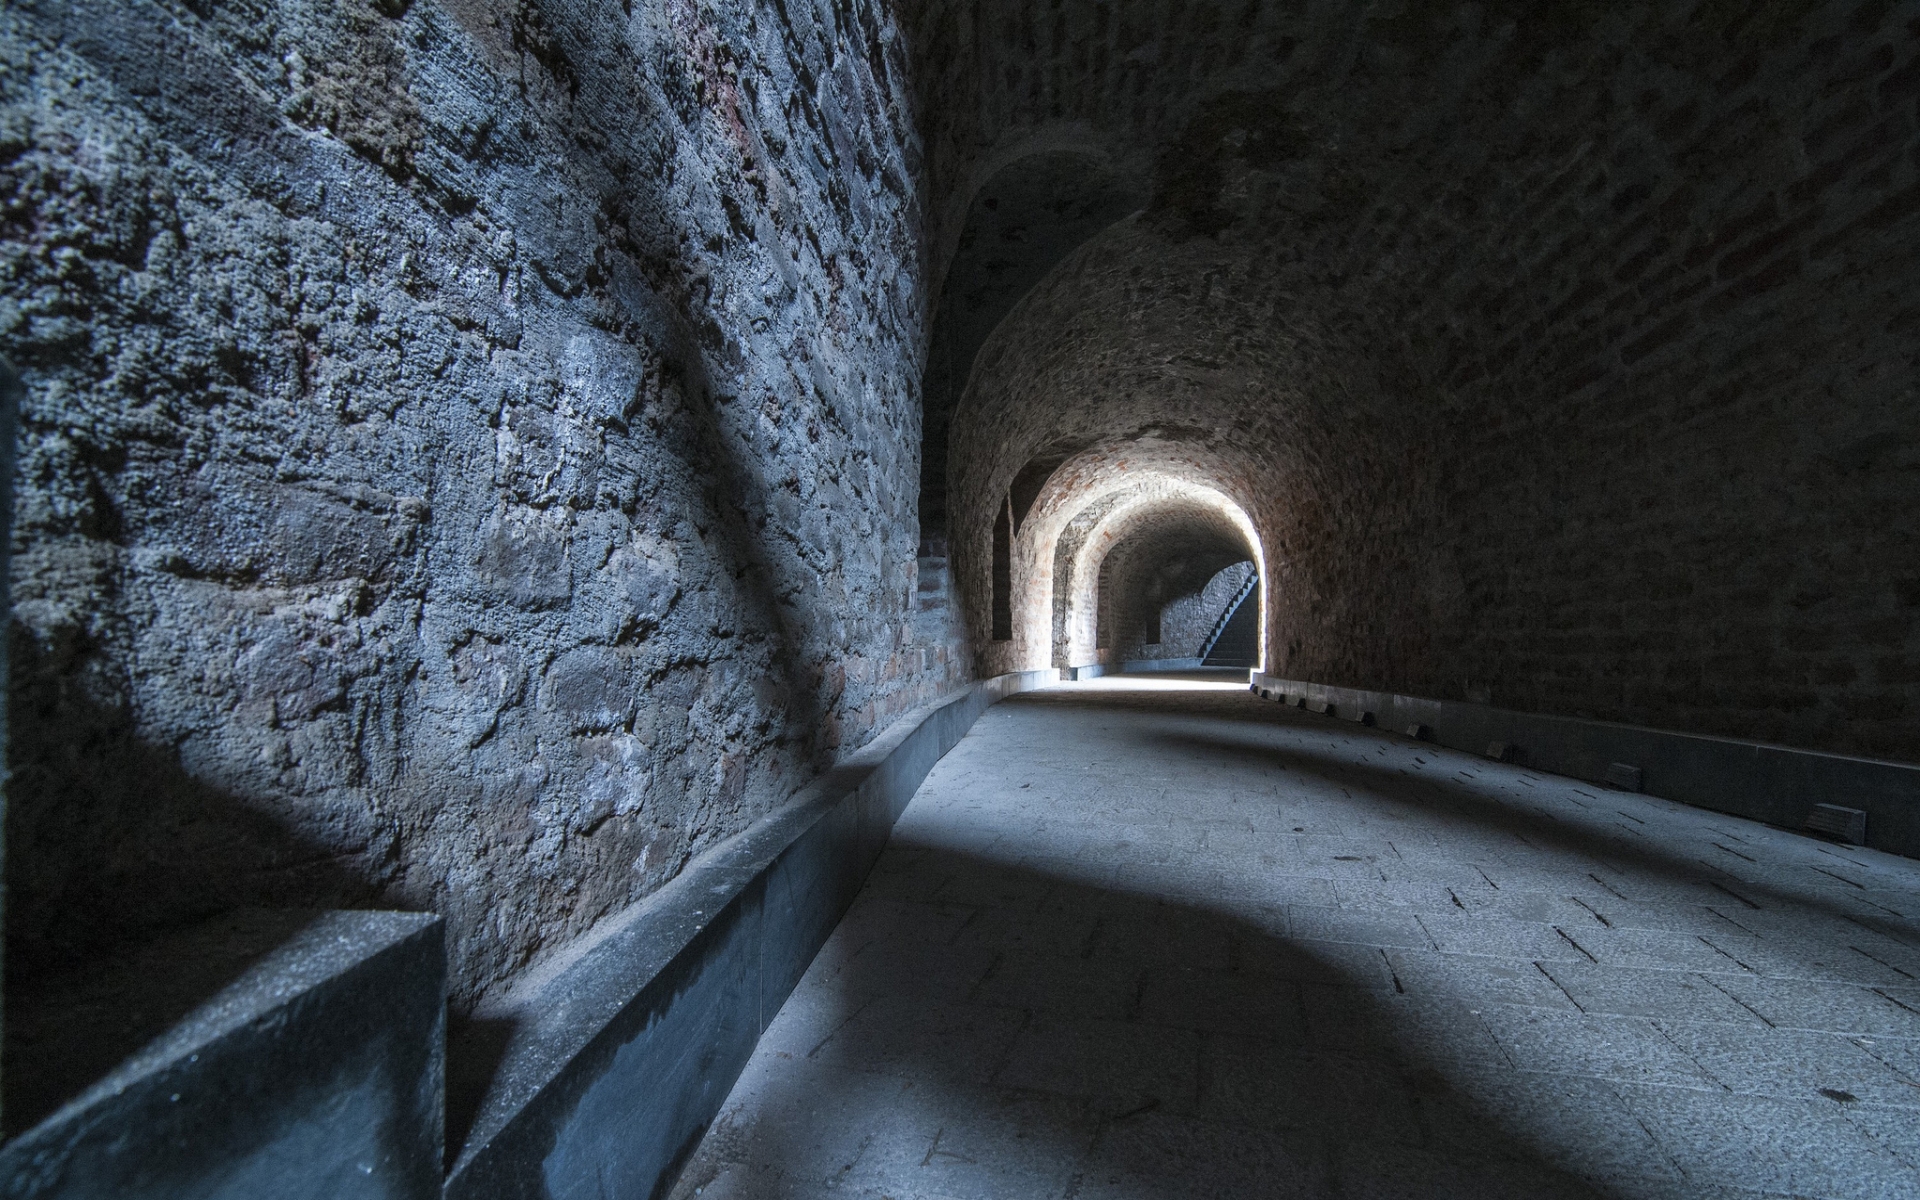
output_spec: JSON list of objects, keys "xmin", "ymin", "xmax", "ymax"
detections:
[{"xmin": 926, "ymin": 0, "xmax": 1920, "ymax": 763}]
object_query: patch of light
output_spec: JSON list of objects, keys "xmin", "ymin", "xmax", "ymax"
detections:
[
  {"xmin": 1040, "ymin": 479, "xmax": 1267, "ymax": 674},
  {"xmin": 1061, "ymin": 673, "xmax": 1251, "ymax": 692}
]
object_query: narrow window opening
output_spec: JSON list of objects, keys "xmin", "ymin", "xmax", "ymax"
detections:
[
  {"xmin": 991, "ymin": 493, "xmax": 1013, "ymax": 641},
  {"xmin": 1095, "ymin": 555, "xmax": 1113, "ymax": 649}
]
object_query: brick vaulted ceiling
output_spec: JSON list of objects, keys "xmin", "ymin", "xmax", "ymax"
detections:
[{"xmin": 909, "ymin": 0, "xmax": 1920, "ymax": 761}]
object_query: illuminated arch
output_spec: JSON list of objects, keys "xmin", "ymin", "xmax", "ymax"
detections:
[{"xmin": 989, "ymin": 438, "xmax": 1268, "ymax": 675}]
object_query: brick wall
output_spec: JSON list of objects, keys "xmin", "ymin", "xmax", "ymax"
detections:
[{"xmin": 924, "ymin": 0, "xmax": 1920, "ymax": 762}]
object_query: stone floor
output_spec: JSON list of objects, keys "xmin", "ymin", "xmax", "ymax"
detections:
[{"xmin": 669, "ymin": 674, "xmax": 1920, "ymax": 1199}]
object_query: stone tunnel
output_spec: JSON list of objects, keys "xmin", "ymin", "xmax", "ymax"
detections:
[{"xmin": 3, "ymin": 0, "xmax": 1920, "ymax": 1196}]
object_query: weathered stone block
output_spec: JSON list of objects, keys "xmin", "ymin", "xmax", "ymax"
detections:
[{"xmin": 1, "ymin": 911, "xmax": 444, "ymax": 1200}]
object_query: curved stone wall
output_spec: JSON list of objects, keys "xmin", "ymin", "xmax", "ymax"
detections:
[
  {"xmin": 2, "ymin": 0, "xmax": 961, "ymax": 1006},
  {"xmin": 1092, "ymin": 501, "xmax": 1249, "ymax": 664}
]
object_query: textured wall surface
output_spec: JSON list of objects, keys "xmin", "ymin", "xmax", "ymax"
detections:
[
  {"xmin": 1145, "ymin": 560, "xmax": 1255, "ymax": 664},
  {"xmin": 926, "ymin": 0, "xmax": 1920, "ymax": 762},
  {"xmin": 1098, "ymin": 505, "xmax": 1248, "ymax": 663},
  {"xmin": 10, "ymin": 0, "xmax": 1920, "ymax": 1051},
  {"xmin": 916, "ymin": 152, "xmax": 1144, "ymax": 536},
  {"xmin": 2, "ymin": 0, "xmax": 964, "ymax": 1006}
]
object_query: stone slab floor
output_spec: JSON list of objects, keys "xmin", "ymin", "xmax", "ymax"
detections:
[{"xmin": 670, "ymin": 674, "xmax": 1920, "ymax": 1199}]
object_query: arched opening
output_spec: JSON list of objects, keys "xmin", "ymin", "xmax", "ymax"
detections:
[
  {"xmin": 918, "ymin": 153, "xmax": 1146, "ymax": 544},
  {"xmin": 1058, "ymin": 483, "xmax": 1264, "ymax": 674},
  {"xmin": 946, "ymin": 426, "xmax": 1272, "ymax": 679},
  {"xmin": 1101, "ymin": 557, "xmax": 1259, "ymax": 669},
  {"xmin": 989, "ymin": 493, "xmax": 1013, "ymax": 641},
  {"xmin": 948, "ymin": 424, "xmax": 1273, "ymax": 679},
  {"xmin": 1093, "ymin": 513, "xmax": 1248, "ymax": 665}
]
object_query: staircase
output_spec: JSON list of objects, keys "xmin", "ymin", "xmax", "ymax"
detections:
[
  {"xmin": 1200, "ymin": 573, "xmax": 1259, "ymax": 667},
  {"xmin": 915, "ymin": 537, "xmax": 951, "ymax": 613}
]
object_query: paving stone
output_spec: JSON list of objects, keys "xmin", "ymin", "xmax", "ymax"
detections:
[
  {"xmin": 1322, "ymin": 1138, "xmax": 1609, "ymax": 1200},
  {"xmin": 806, "ymin": 997, "xmax": 1029, "ymax": 1085},
  {"xmin": 1330, "ymin": 877, "xmax": 1461, "ymax": 912},
  {"xmin": 1300, "ymin": 988, "xmax": 1512, "ymax": 1066},
  {"xmin": 1850, "ymin": 1034, "xmax": 1920, "ymax": 1091},
  {"xmin": 806, "ymin": 937, "xmax": 1003, "ymax": 1007},
  {"xmin": 1567, "ymin": 927, "xmax": 1769, "ymax": 974},
  {"xmin": 1475, "ymin": 889, "xmax": 1621, "ymax": 926},
  {"xmin": 1474, "ymin": 1005, "xmax": 1718, "ymax": 1087},
  {"xmin": 991, "ymin": 1015, "xmax": 1201, "ymax": 1112},
  {"xmin": 833, "ymin": 896, "xmax": 982, "ymax": 955},
  {"xmin": 928, "ymin": 862, "xmax": 1061, "ymax": 911},
  {"xmin": 1417, "ymin": 1073, "xmax": 1691, "ymax": 1191},
  {"xmin": 1652, "ymin": 1021, "xmax": 1920, "ymax": 1108},
  {"xmin": 1836, "ymin": 1098, "xmax": 1920, "ymax": 1170},
  {"xmin": 1616, "ymin": 1084, "xmax": 1920, "ymax": 1197},
  {"xmin": 968, "ymin": 952, "xmax": 1145, "ymax": 1022},
  {"xmin": 1387, "ymin": 949, "xmax": 1587, "ymax": 1011},
  {"xmin": 1134, "ymin": 966, "xmax": 1308, "ymax": 1039},
  {"xmin": 1194, "ymin": 1040, "xmax": 1426, "ymax": 1144},
  {"xmin": 1209, "ymin": 937, "xmax": 1388, "ymax": 995},
  {"xmin": 837, "ymin": 1088, "xmax": 1100, "ymax": 1200},
  {"xmin": 946, "ymin": 899, "xmax": 1104, "ymax": 960},
  {"xmin": 1287, "ymin": 904, "xmax": 1437, "ymax": 950},
  {"xmin": 1068, "ymin": 1111, "xmax": 1330, "ymax": 1200},
  {"xmin": 672, "ymin": 680, "xmax": 1920, "ymax": 1199},
  {"xmin": 1240, "ymin": 871, "xmax": 1344, "ymax": 910},
  {"xmin": 684, "ymin": 1064, "xmax": 913, "ymax": 1187},
  {"xmin": 1538, "ymin": 962, "xmax": 1767, "ymax": 1023},
  {"xmin": 1688, "ymin": 930, "xmax": 1918, "ymax": 985},
  {"xmin": 1414, "ymin": 912, "xmax": 1597, "ymax": 962},
  {"xmin": 1708, "ymin": 976, "xmax": 1920, "ymax": 1037}
]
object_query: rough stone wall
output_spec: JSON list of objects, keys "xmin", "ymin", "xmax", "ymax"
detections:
[
  {"xmin": 1097, "ymin": 507, "xmax": 1248, "ymax": 663},
  {"xmin": 920, "ymin": 0, "xmax": 1920, "ymax": 763},
  {"xmin": 1150, "ymin": 560, "xmax": 1254, "ymax": 663},
  {"xmin": 2, "ymin": 0, "xmax": 963, "ymax": 1006}
]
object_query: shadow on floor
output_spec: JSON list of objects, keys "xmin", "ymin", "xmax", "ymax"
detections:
[
  {"xmin": 674, "ymin": 841, "xmax": 1624, "ymax": 1199},
  {"xmin": 1016, "ymin": 685, "xmax": 1910, "ymax": 962},
  {"xmin": 1128, "ymin": 703, "xmax": 1915, "ymax": 955}
]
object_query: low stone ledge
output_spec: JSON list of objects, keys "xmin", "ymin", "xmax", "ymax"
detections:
[
  {"xmin": 443, "ymin": 669, "xmax": 1057, "ymax": 1200},
  {"xmin": 1251, "ymin": 672, "xmax": 1920, "ymax": 858},
  {"xmin": 1, "ymin": 910, "xmax": 445, "ymax": 1200}
]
